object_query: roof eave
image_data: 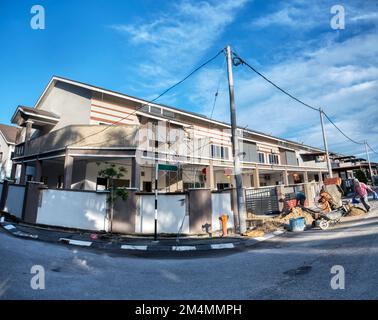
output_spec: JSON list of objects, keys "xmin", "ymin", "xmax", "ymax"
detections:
[{"xmin": 33, "ymin": 75, "xmax": 331, "ymax": 154}]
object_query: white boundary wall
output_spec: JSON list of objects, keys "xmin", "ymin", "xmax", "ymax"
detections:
[
  {"xmin": 37, "ymin": 189, "xmax": 109, "ymax": 231},
  {"xmin": 4, "ymin": 184, "xmax": 25, "ymax": 218},
  {"xmin": 136, "ymin": 194, "xmax": 188, "ymax": 234},
  {"xmin": 211, "ymin": 191, "xmax": 234, "ymax": 231}
]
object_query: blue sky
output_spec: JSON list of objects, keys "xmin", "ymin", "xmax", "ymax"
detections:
[{"xmin": 0, "ymin": 0, "xmax": 377, "ymax": 161}]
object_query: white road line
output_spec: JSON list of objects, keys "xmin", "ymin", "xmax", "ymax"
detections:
[
  {"xmin": 255, "ymin": 230, "xmax": 285, "ymax": 241},
  {"xmin": 13, "ymin": 231, "xmax": 38, "ymax": 239},
  {"xmin": 211, "ymin": 243, "xmax": 234, "ymax": 250},
  {"xmin": 59, "ymin": 238, "xmax": 92, "ymax": 247},
  {"xmin": 255, "ymin": 233, "xmax": 276, "ymax": 241},
  {"xmin": 172, "ymin": 246, "xmax": 197, "ymax": 251},
  {"xmin": 121, "ymin": 245, "xmax": 148, "ymax": 251},
  {"xmin": 3, "ymin": 224, "xmax": 16, "ymax": 230}
]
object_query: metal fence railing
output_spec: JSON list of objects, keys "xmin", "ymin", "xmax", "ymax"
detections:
[{"xmin": 245, "ymin": 186, "xmax": 279, "ymax": 215}]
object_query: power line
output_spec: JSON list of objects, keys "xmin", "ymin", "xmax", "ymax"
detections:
[
  {"xmin": 66, "ymin": 49, "xmax": 225, "ymax": 148},
  {"xmin": 209, "ymin": 58, "xmax": 226, "ymax": 119},
  {"xmin": 322, "ymin": 111, "xmax": 364, "ymax": 145},
  {"xmin": 232, "ymin": 53, "xmax": 319, "ymax": 112},
  {"xmin": 233, "ymin": 52, "xmax": 369, "ymax": 149},
  {"xmin": 367, "ymin": 142, "xmax": 378, "ymax": 155}
]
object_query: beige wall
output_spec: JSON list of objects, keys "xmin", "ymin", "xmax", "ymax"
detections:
[
  {"xmin": 37, "ymin": 81, "xmax": 93, "ymax": 132},
  {"xmin": 0, "ymin": 134, "xmax": 14, "ymax": 180},
  {"xmin": 23, "ymin": 124, "xmax": 139, "ymax": 156},
  {"xmin": 90, "ymin": 97, "xmax": 140, "ymax": 126}
]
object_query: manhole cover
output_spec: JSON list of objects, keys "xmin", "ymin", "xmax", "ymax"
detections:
[{"xmin": 284, "ymin": 265, "xmax": 312, "ymax": 276}]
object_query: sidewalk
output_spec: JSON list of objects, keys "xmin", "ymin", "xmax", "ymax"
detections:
[
  {"xmin": 1, "ymin": 196, "xmax": 376, "ymax": 255},
  {"xmin": 0, "ymin": 217, "xmax": 285, "ymax": 254}
]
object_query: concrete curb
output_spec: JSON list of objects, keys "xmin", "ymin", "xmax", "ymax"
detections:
[{"xmin": 0, "ymin": 221, "xmax": 286, "ymax": 253}]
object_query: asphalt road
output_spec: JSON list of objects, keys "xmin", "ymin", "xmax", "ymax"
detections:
[{"xmin": 1, "ymin": 213, "xmax": 378, "ymax": 300}]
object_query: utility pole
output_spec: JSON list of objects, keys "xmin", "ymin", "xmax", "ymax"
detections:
[
  {"xmin": 226, "ymin": 45, "xmax": 247, "ymax": 234},
  {"xmin": 154, "ymin": 159, "xmax": 158, "ymax": 241},
  {"xmin": 319, "ymin": 108, "xmax": 333, "ymax": 179},
  {"xmin": 364, "ymin": 140, "xmax": 373, "ymax": 183},
  {"xmin": 153, "ymin": 126, "xmax": 159, "ymax": 242}
]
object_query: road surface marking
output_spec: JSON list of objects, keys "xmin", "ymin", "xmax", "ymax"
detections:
[
  {"xmin": 121, "ymin": 245, "xmax": 148, "ymax": 251},
  {"xmin": 211, "ymin": 243, "xmax": 234, "ymax": 249},
  {"xmin": 172, "ymin": 246, "xmax": 197, "ymax": 251},
  {"xmin": 59, "ymin": 238, "xmax": 92, "ymax": 247},
  {"xmin": 255, "ymin": 233, "xmax": 276, "ymax": 241},
  {"xmin": 3, "ymin": 224, "xmax": 16, "ymax": 230}
]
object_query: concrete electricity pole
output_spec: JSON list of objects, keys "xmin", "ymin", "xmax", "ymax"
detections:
[
  {"xmin": 364, "ymin": 140, "xmax": 373, "ymax": 182},
  {"xmin": 319, "ymin": 108, "xmax": 333, "ymax": 179},
  {"xmin": 226, "ymin": 45, "xmax": 247, "ymax": 234}
]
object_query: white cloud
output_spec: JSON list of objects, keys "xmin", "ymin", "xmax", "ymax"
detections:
[
  {"xmin": 250, "ymin": 1, "xmax": 378, "ymax": 30},
  {"xmin": 110, "ymin": 0, "xmax": 248, "ymax": 90},
  {"xmin": 250, "ymin": 1, "xmax": 326, "ymax": 30},
  {"xmin": 350, "ymin": 12, "xmax": 378, "ymax": 22},
  {"xmin": 252, "ymin": 7, "xmax": 304, "ymax": 28},
  {"xmin": 228, "ymin": 29, "xmax": 378, "ymax": 160},
  {"xmin": 109, "ymin": 0, "xmax": 378, "ymax": 162}
]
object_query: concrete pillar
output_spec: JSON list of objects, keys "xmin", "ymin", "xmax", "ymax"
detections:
[
  {"xmin": 25, "ymin": 121, "xmax": 33, "ymax": 142},
  {"xmin": 304, "ymin": 171, "xmax": 309, "ymax": 183},
  {"xmin": 10, "ymin": 164, "xmax": 17, "ymax": 180},
  {"xmin": 22, "ymin": 182, "xmax": 44, "ymax": 223},
  {"xmin": 318, "ymin": 171, "xmax": 323, "ymax": 183},
  {"xmin": 283, "ymin": 169, "xmax": 289, "ymax": 185},
  {"xmin": 206, "ymin": 161, "xmax": 215, "ymax": 190},
  {"xmin": 188, "ymin": 188, "xmax": 212, "ymax": 234},
  {"xmin": 276, "ymin": 185, "xmax": 286, "ymax": 212},
  {"xmin": 112, "ymin": 188, "xmax": 138, "ymax": 234},
  {"xmin": 19, "ymin": 163, "xmax": 27, "ymax": 185},
  {"xmin": 253, "ymin": 166, "xmax": 260, "ymax": 188},
  {"xmin": 131, "ymin": 157, "xmax": 141, "ymax": 190},
  {"xmin": 303, "ymin": 183, "xmax": 313, "ymax": 207},
  {"xmin": 35, "ymin": 160, "xmax": 42, "ymax": 183},
  {"xmin": 63, "ymin": 150, "xmax": 74, "ymax": 189}
]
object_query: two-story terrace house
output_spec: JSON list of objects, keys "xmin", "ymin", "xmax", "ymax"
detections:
[
  {"xmin": 331, "ymin": 154, "xmax": 378, "ymax": 192},
  {"xmin": 0, "ymin": 124, "xmax": 20, "ymax": 180},
  {"xmin": 9, "ymin": 76, "xmax": 329, "ymax": 191}
]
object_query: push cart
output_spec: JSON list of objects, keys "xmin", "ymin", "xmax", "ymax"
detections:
[{"xmin": 303, "ymin": 201, "xmax": 350, "ymax": 230}]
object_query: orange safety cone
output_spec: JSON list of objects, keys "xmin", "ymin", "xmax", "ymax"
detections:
[{"xmin": 219, "ymin": 214, "xmax": 229, "ymax": 237}]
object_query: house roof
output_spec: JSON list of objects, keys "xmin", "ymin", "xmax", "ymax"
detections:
[
  {"xmin": 32, "ymin": 75, "xmax": 332, "ymax": 154},
  {"xmin": 17, "ymin": 105, "xmax": 60, "ymax": 118},
  {"xmin": 332, "ymin": 162, "xmax": 378, "ymax": 171},
  {"xmin": 11, "ymin": 105, "xmax": 60, "ymax": 128},
  {"xmin": 0, "ymin": 123, "xmax": 20, "ymax": 144}
]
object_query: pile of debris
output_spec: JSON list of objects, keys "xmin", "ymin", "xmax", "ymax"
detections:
[
  {"xmin": 244, "ymin": 207, "xmax": 313, "ymax": 237},
  {"xmin": 274, "ymin": 207, "xmax": 314, "ymax": 226},
  {"xmin": 344, "ymin": 203, "xmax": 366, "ymax": 216}
]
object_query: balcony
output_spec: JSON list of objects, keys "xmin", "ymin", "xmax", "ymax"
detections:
[
  {"xmin": 14, "ymin": 124, "xmax": 140, "ymax": 158},
  {"xmin": 13, "ymin": 143, "xmax": 25, "ymax": 158}
]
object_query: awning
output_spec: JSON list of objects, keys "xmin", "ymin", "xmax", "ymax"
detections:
[{"xmin": 11, "ymin": 105, "xmax": 60, "ymax": 129}]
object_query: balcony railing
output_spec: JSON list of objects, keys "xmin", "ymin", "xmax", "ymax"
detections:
[
  {"xmin": 14, "ymin": 125, "xmax": 139, "ymax": 158},
  {"xmin": 13, "ymin": 143, "xmax": 25, "ymax": 158}
]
